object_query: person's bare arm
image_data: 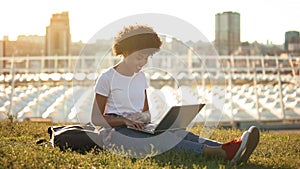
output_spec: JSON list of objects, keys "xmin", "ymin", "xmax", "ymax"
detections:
[
  {"xmin": 141, "ymin": 90, "xmax": 149, "ymax": 112},
  {"xmin": 140, "ymin": 90, "xmax": 151, "ymax": 122}
]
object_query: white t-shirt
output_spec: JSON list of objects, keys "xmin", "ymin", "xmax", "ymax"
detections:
[{"xmin": 94, "ymin": 67, "xmax": 148, "ymax": 116}]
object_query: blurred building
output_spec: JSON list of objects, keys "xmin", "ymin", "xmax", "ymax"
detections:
[
  {"xmin": 285, "ymin": 31, "xmax": 300, "ymax": 55},
  {"xmin": 17, "ymin": 35, "xmax": 45, "ymax": 56},
  {"xmin": 215, "ymin": 11, "xmax": 240, "ymax": 55},
  {"xmin": 46, "ymin": 11, "xmax": 71, "ymax": 56},
  {"xmin": 0, "ymin": 41, "xmax": 2, "ymax": 58},
  {"xmin": 159, "ymin": 35, "xmax": 189, "ymax": 56},
  {"xmin": 0, "ymin": 35, "xmax": 45, "ymax": 57},
  {"xmin": 0, "ymin": 36, "xmax": 5, "ymax": 57},
  {"xmin": 0, "ymin": 37, "xmax": 4, "ymax": 70},
  {"xmin": 1, "ymin": 36, "xmax": 10, "ymax": 56},
  {"xmin": 17, "ymin": 35, "xmax": 45, "ymax": 44}
]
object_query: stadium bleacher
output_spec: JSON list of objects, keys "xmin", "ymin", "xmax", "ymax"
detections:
[{"xmin": 1, "ymin": 55, "xmax": 300, "ymax": 125}]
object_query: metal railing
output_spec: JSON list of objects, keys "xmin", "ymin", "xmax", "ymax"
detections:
[
  {"xmin": 1, "ymin": 55, "xmax": 299, "ymax": 75},
  {"xmin": 1, "ymin": 55, "xmax": 299, "ymax": 123}
]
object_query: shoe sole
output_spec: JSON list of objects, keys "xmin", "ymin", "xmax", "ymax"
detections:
[
  {"xmin": 238, "ymin": 126, "xmax": 260, "ymax": 164},
  {"xmin": 230, "ymin": 131, "xmax": 249, "ymax": 164}
]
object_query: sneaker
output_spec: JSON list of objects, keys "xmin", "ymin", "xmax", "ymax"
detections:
[
  {"xmin": 237, "ymin": 126, "xmax": 260, "ymax": 164},
  {"xmin": 221, "ymin": 131, "xmax": 249, "ymax": 164}
]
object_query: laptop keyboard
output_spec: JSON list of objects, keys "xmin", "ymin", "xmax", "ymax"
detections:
[{"xmin": 144, "ymin": 123, "xmax": 158, "ymax": 131}]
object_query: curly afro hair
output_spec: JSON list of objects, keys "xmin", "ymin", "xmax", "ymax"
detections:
[{"xmin": 112, "ymin": 25, "xmax": 162, "ymax": 56}]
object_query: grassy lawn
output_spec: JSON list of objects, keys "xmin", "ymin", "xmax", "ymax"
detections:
[{"xmin": 0, "ymin": 121, "xmax": 299, "ymax": 169}]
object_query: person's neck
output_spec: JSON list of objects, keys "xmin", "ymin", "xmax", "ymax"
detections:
[{"xmin": 115, "ymin": 62, "xmax": 134, "ymax": 76}]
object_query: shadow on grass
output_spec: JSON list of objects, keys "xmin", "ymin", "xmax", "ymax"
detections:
[
  {"xmin": 145, "ymin": 150, "xmax": 271, "ymax": 169},
  {"xmin": 66, "ymin": 147, "xmax": 273, "ymax": 169}
]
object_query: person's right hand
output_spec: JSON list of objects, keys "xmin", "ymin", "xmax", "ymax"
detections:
[
  {"xmin": 124, "ymin": 118, "xmax": 145, "ymax": 129},
  {"xmin": 125, "ymin": 111, "xmax": 151, "ymax": 123}
]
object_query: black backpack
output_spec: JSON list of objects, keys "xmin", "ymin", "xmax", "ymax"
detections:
[{"xmin": 37, "ymin": 123, "xmax": 103, "ymax": 153}]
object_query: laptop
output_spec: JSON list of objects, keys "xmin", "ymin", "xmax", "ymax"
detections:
[{"xmin": 128, "ymin": 104, "xmax": 205, "ymax": 134}]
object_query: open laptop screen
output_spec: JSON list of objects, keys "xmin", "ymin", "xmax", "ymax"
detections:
[{"xmin": 155, "ymin": 104, "xmax": 205, "ymax": 131}]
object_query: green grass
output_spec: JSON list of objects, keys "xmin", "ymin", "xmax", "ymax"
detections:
[{"xmin": 0, "ymin": 121, "xmax": 299, "ymax": 169}]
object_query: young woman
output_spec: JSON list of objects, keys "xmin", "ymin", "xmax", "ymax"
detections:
[{"xmin": 91, "ymin": 24, "xmax": 259, "ymax": 164}]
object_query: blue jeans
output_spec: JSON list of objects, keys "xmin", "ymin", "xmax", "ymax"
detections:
[{"xmin": 106, "ymin": 127, "xmax": 222, "ymax": 157}]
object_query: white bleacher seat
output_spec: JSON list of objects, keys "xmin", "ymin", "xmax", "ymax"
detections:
[
  {"xmin": 259, "ymin": 107, "xmax": 281, "ymax": 121},
  {"xmin": 74, "ymin": 73, "xmax": 86, "ymax": 81},
  {"xmin": 262, "ymin": 97, "xmax": 277, "ymax": 107},
  {"xmin": 176, "ymin": 72, "xmax": 188, "ymax": 80},
  {"xmin": 49, "ymin": 73, "xmax": 61, "ymax": 81},
  {"xmin": 33, "ymin": 74, "xmax": 40, "ymax": 82},
  {"xmin": 163, "ymin": 73, "xmax": 172, "ymax": 80},
  {"xmin": 297, "ymin": 88, "xmax": 300, "ymax": 94},
  {"xmin": 4, "ymin": 74, "xmax": 13, "ymax": 82},
  {"xmin": 212, "ymin": 95, "xmax": 225, "ymax": 111},
  {"xmin": 160, "ymin": 85, "xmax": 180, "ymax": 106},
  {"xmin": 233, "ymin": 108, "xmax": 256, "ymax": 121},
  {"xmin": 232, "ymin": 93, "xmax": 245, "ymax": 103},
  {"xmin": 0, "ymin": 74, "xmax": 4, "ymax": 82},
  {"xmin": 40, "ymin": 73, "xmax": 49, "ymax": 81},
  {"xmin": 0, "ymin": 106, "xmax": 8, "ymax": 119},
  {"xmin": 86, "ymin": 72, "xmax": 98, "ymax": 81},
  {"xmin": 212, "ymin": 86, "xmax": 226, "ymax": 97},
  {"xmin": 231, "ymin": 86, "xmax": 240, "ymax": 94},
  {"xmin": 204, "ymin": 89, "xmax": 213, "ymax": 102},
  {"xmin": 62, "ymin": 73, "xmax": 74, "ymax": 81},
  {"xmin": 150, "ymin": 72, "xmax": 164, "ymax": 80},
  {"xmin": 19, "ymin": 74, "xmax": 27, "ymax": 81},
  {"xmin": 26, "ymin": 74, "xmax": 35, "ymax": 82},
  {"xmin": 203, "ymin": 107, "xmax": 231, "ymax": 122},
  {"xmin": 223, "ymin": 100, "xmax": 240, "ymax": 110},
  {"xmin": 264, "ymin": 101, "xmax": 284, "ymax": 119},
  {"xmin": 284, "ymin": 107, "xmax": 300, "ymax": 120},
  {"xmin": 68, "ymin": 86, "xmax": 93, "ymax": 123},
  {"xmin": 293, "ymin": 101, "xmax": 300, "ymax": 115},
  {"xmin": 191, "ymin": 72, "xmax": 201, "ymax": 79},
  {"xmin": 240, "ymin": 84, "xmax": 250, "ymax": 92},
  {"xmin": 284, "ymin": 96, "xmax": 297, "ymax": 107},
  {"xmin": 147, "ymin": 89, "xmax": 169, "ymax": 122},
  {"xmin": 177, "ymin": 86, "xmax": 202, "ymax": 104}
]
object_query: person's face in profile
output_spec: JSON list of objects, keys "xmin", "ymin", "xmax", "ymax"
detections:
[{"xmin": 124, "ymin": 51, "xmax": 149, "ymax": 73}]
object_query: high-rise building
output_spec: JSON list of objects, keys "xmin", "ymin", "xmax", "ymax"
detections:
[
  {"xmin": 46, "ymin": 12, "xmax": 71, "ymax": 56},
  {"xmin": 215, "ymin": 11, "xmax": 240, "ymax": 55},
  {"xmin": 0, "ymin": 36, "xmax": 9, "ymax": 70},
  {"xmin": 1, "ymin": 36, "xmax": 9, "ymax": 57},
  {"xmin": 284, "ymin": 31, "xmax": 300, "ymax": 52},
  {"xmin": 0, "ymin": 40, "xmax": 4, "ymax": 57},
  {"xmin": 0, "ymin": 38, "xmax": 4, "ymax": 70}
]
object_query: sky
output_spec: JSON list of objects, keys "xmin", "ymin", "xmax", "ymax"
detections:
[{"xmin": 0, "ymin": 0, "xmax": 299, "ymax": 45}]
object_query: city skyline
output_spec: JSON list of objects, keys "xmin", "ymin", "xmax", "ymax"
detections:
[{"xmin": 0, "ymin": 0, "xmax": 299, "ymax": 45}]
